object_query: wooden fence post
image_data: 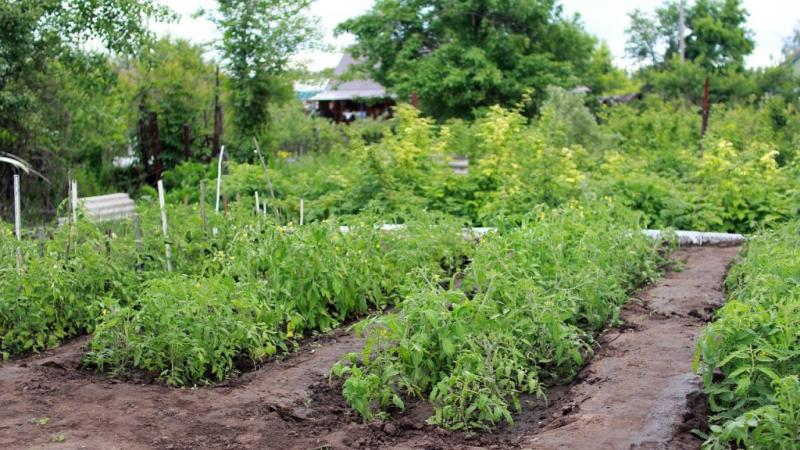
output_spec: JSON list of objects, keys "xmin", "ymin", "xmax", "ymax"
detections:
[
  {"xmin": 199, "ymin": 180, "xmax": 207, "ymax": 233},
  {"xmin": 133, "ymin": 214, "xmax": 144, "ymax": 272},
  {"xmin": 37, "ymin": 228, "xmax": 45, "ymax": 257}
]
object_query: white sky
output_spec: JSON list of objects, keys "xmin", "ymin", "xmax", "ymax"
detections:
[{"xmin": 152, "ymin": 0, "xmax": 799, "ymax": 71}]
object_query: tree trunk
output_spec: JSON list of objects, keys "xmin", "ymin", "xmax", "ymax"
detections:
[
  {"xmin": 212, "ymin": 66, "xmax": 223, "ymax": 158},
  {"xmin": 149, "ymin": 112, "xmax": 163, "ymax": 183},
  {"xmin": 701, "ymin": 76, "xmax": 710, "ymax": 138},
  {"xmin": 138, "ymin": 94, "xmax": 151, "ymax": 183},
  {"xmin": 183, "ymin": 123, "xmax": 191, "ymax": 161}
]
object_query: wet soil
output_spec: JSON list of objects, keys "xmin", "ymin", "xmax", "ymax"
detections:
[{"xmin": 0, "ymin": 246, "xmax": 738, "ymax": 450}]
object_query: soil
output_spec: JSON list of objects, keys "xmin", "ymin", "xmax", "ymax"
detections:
[{"xmin": 0, "ymin": 245, "xmax": 739, "ymax": 450}]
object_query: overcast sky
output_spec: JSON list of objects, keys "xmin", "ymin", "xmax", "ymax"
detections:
[{"xmin": 152, "ymin": 0, "xmax": 800, "ymax": 71}]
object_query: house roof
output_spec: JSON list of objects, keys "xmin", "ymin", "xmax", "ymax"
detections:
[{"xmin": 310, "ymin": 54, "xmax": 391, "ymax": 101}]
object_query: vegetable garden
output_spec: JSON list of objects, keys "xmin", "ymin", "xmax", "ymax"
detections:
[{"xmin": 2, "ymin": 92, "xmax": 800, "ymax": 448}]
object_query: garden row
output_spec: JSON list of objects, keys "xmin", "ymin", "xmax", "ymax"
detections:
[
  {"xmin": 333, "ymin": 201, "xmax": 663, "ymax": 430},
  {"xmin": 695, "ymin": 221, "xmax": 800, "ymax": 449},
  {"xmin": 0, "ymin": 203, "xmax": 469, "ymax": 382}
]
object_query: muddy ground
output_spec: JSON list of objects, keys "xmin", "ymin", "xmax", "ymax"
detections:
[{"xmin": 0, "ymin": 245, "xmax": 739, "ymax": 450}]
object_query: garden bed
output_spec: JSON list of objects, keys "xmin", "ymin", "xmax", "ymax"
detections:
[{"xmin": 0, "ymin": 245, "xmax": 738, "ymax": 449}]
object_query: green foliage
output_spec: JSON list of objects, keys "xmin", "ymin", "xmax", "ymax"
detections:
[
  {"xmin": 211, "ymin": 0, "xmax": 320, "ymax": 141},
  {"xmin": 539, "ymin": 86, "xmax": 602, "ymax": 149},
  {"xmin": 263, "ymin": 101, "xmax": 345, "ymax": 155},
  {"xmin": 626, "ymin": 0, "xmax": 754, "ymax": 71},
  {"xmin": 127, "ymin": 38, "xmax": 219, "ymax": 167},
  {"xmin": 0, "ymin": 0, "xmax": 171, "ymax": 216},
  {"xmin": 337, "ymin": 0, "xmax": 606, "ymax": 119},
  {"xmin": 0, "ymin": 221, "xmax": 137, "ymax": 357},
  {"xmin": 695, "ymin": 222, "xmax": 800, "ymax": 448},
  {"xmin": 333, "ymin": 202, "xmax": 662, "ymax": 430},
  {"xmin": 83, "ymin": 211, "xmax": 471, "ymax": 385}
]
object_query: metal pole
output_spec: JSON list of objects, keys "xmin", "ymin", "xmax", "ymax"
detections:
[
  {"xmin": 300, "ymin": 199, "xmax": 304, "ymax": 225},
  {"xmin": 157, "ymin": 180, "xmax": 173, "ymax": 272}
]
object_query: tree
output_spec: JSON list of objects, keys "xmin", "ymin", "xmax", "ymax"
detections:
[
  {"xmin": 336, "ymin": 0, "xmax": 601, "ymax": 120},
  {"xmin": 685, "ymin": 0, "xmax": 753, "ymax": 70},
  {"xmin": 784, "ymin": 21, "xmax": 800, "ymax": 60},
  {"xmin": 625, "ymin": 9, "xmax": 663, "ymax": 67},
  {"xmin": 626, "ymin": 0, "xmax": 754, "ymax": 71},
  {"xmin": 123, "ymin": 38, "xmax": 218, "ymax": 179},
  {"xmin": 210, "ymin": 0, "xmax": 320, "ymax": 148},
  {"xmin": 0, "ymin": 0, "xmax": 171, "ymax": 219}
]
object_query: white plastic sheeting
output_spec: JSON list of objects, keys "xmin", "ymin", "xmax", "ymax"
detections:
[
  {"xmin": 337, "ymin": 225, "xmax": 744, "ymax": 246},
  {"xmin": 642, "ymin": 229, "xmax": 745, "ymax": 246}
]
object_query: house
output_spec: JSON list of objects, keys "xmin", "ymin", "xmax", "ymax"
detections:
[{"xmin": 310, "ymin": 54, "xmax": 395, "ymax": 123}]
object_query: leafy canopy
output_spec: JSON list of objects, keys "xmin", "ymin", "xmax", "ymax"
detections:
[
  {"xmin": 210, "ymin": 0, "xmax": 321, "ymax": 141},
  {"xmin": 337, "ymin": 0, "xmax": 603, "ymax": 120},
  {"xmin": 625, "ymin": 0, "xmax": 754, "ymax": 71}
]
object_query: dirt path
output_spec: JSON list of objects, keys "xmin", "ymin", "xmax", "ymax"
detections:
[
  {"xmin": 0, "ymin": 246, "xmax": 738, "ymax": 450},
  {"xmin": 522, "ymin": 245, "xmax": 739, "ymax": 450},
  {"xmin": 0, "ymin": 331, "xmax": 363, "ymax": 449}
]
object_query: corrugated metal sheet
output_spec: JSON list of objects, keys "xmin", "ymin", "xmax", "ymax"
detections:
[{"xmin": 60, "ymin": 193, "xmax": 136, "ymax": 224}]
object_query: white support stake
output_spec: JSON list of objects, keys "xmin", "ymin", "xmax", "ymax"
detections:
[
  {"xmin": 13, "ymin": 175, "xmax": 22, "ymax": 272},
  {"xmin": 213, "ymin": 146, "xmax": 225, "ymax": 237},
  {"xmin": 157, "ymin": 180, "xmax": 173, "ymax": 272},
  {"xmin": 300, "ymin": 199, "xmax": 304, "ymax": 225},
  {"xmin": 70, "ymin": 179, "xmax": 78, "ymax": 223},
  {"xmin": 255, "ymin": 191, "xmax": 260, "ymax": 214},
  {"xmin": 215, "ymin": 145, "xmax": 225, "ymax": 213}
]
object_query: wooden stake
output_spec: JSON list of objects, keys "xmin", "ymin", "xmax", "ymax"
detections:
[
  {"xmin": 13, "ymin": 175, "xmax": 22, "ymax": 272},
  {"xmin": 157, "ymin": 180, "xmax": 173, "ymax": 272},
  {"xmin": 105, "ymin": 228, "xmax": 113, "ymax": 257},
  {"xmin": 300, "ymin": 199, "xmax": 304, "ymax": 225},
  {"xmin": 199, "ymin": 180, "xmax": 207, "ymax": 233},
  {"xmin": 255, "ymin": 191, "xmax": 260, "ymax": 214},
  {"xmin": 37, "ymin": 228, "xmax": 45, "ymax": 257},
  {"xmin": 252, "ymin": 137, "xmax": 280, "ymax": 221},
  {"xmin": 222, "ymin": 193, "xmax": 229, "ymax": 214},
  {"xmin": 133, "ymin": 214, "xmax": 143, "ymax": 272}
]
